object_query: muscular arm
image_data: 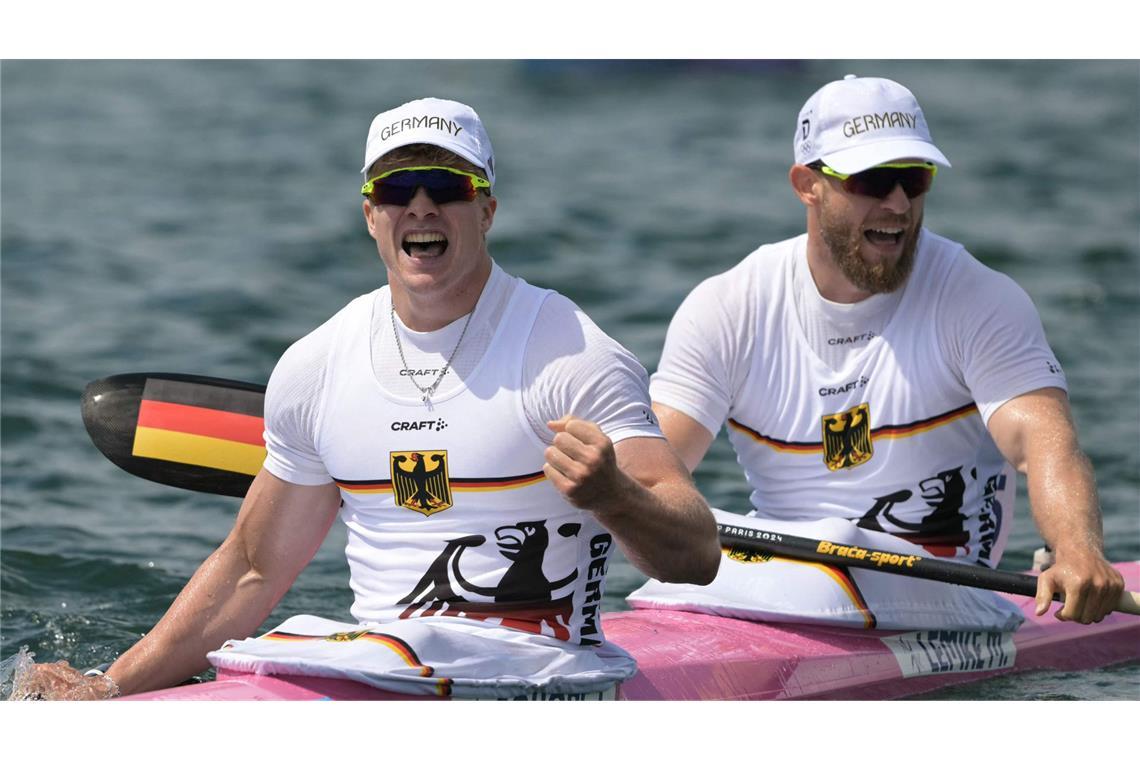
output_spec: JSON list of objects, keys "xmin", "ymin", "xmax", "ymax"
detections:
[
  {"xmin": 652, "ymin": 402, "xmax": 716, "ymax": 473},
  {"xmin": 545, "ymin": 417, "xmax": 720, "ymax": 585},
  {"xmin": 104, "ymin": 470, "xmax": 342, "ymax": 694},
  {"xmin": 987, "ymin": 387, "xmax": 1124, "ymax": 623}
]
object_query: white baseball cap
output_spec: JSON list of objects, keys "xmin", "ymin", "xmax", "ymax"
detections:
[
  {"xmin": 361, "ymin": 97, "xmax": 496, "ymax": 187},
  {"xmin": 793, "ymin": 75, "xmax": 950, "ymax": 174}
]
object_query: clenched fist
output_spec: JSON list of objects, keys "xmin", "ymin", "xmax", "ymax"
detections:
[{"xmin": 544, "ymin": 415, "xmax": 630, "ymax": 513}]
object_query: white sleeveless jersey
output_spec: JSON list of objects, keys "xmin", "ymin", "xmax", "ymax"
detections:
[
  {"xmin": 652, "ymin": 231, "xmax": 1067, "ymax": 567},
  {"xmin": 305, "ymin": 282, "xmax": 617, "ymax": 646}
]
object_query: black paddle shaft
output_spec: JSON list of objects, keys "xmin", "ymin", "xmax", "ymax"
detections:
[{"xmin": 718, "ymin": 523, "xmax": 1044, "ymax": 599}]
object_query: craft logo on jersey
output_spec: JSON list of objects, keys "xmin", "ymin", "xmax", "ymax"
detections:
[
  {"xmin": 391, "ymin": 450, "xmax": 453, "ymax": 515},
  {"xmin": 822, "ymin": 403, "xmax": 874, "ymax": 471}
]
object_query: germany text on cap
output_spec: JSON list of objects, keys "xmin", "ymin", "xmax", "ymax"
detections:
[
  {"xmin": 362, "ymin": 97, "xmax": 496, "ymax": 186},
  {"xmin": 793, "ymin": 75, "xmax": 950, "ymax": 174}
]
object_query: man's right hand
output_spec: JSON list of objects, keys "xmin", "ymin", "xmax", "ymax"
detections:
[
  {"xmin": 1035, "ymin": 549, "xmax": 1125, "ymax": 624},
  {"xmin": 9, "ymin": 661, "xmax": 118, "ymax": 701}
]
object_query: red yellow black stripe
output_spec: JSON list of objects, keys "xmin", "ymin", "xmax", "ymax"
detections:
[
  {"xmin": 870, "ymin": 403, "xmax": 978, "ymax": 440},
  {"xmin": 724, "ymin": 548, "xmax": 876, "ymax": 628},
  {"xmin": 261, "ymin": 629, "xmax": 452, "ymax": 696},
  {"xmin": 727, "ymin": 419, "xmax": 820, "ymax": 453},
  {"xmin": 137, "ymin": 399, "xmax": 265, "ymax": 446},
  {"xmin": 334, "ymin": 479, "xmax": 394, "ymax": 495},
  {"xmin": 335, "ymin": 470, "xmax": 546, "ymax": 495},
  {"xmin": 728, "ymin": 402, "xmax": 978, "ymax": 454},
  {"xmin": 132, "ymin": 380, "xmax": 268, "ymax": 475},
  {"xmin": 811, "ymin": 562, "xmax": 876, "ymax": 628},
  {"xmin": 451, "ymin": 471, "xmax": 546, "ymax": 491}
]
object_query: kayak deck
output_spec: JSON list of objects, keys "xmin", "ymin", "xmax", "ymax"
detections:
[{"xmin": 120, "ymin": 560, "xmax": 1140, "ymax": 701}]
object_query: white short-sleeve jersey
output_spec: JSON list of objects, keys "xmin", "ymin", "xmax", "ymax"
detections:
[
  {"xmin": 260, "ymin": 264, "xmax": 659, "ymax": 652},
  {"xmin": 651, "ymin": 230, "xmax": 1066, "ymax": 566}
]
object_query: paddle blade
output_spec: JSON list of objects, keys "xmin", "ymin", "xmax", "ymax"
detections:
[{"xmin": 81, "ymin": 373, "xmax": 268, "ymax": 498}]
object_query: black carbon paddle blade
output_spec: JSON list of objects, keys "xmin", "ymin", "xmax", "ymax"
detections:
[{"xmin": 81, "ymin": 373, "xmax": 267, "ymax": 498}]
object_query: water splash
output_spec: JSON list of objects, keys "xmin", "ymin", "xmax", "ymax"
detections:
[
  {"xmin": 2, "ymin": 645, "xmax": 120, "ymax": 700},
  {"xmin": 1, "ymin": 646, "xmax": 38, "ymax": 700}
]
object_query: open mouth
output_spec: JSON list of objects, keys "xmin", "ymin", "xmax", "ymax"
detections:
[
  {"xmin": 402, "ymin": 231, "xmax": 449, "ymax": 258},
  {"xmin": 864, "ymin": 227, "xmax": 904, "ymax": 247}
]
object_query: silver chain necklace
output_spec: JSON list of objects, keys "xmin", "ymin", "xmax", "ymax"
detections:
[{"xmin": 391, "ymin": 306, "xmax": 474, "ymax": 407}]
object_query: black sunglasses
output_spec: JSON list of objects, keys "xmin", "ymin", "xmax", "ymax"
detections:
[
  {"xmin": 361, "ymin": 166, "xmax": 490, "ymax": 206},
  {"xmin": 812, "ymin": 161, "xmax": 937, "ymax": 200}
]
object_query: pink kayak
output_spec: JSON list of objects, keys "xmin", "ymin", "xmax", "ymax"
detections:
[{"xmin": 119, "ymin": 560, "xmax": 1140, "ymax": 701}]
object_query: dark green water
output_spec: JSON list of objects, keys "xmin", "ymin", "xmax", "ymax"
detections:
[{"xmin": 2, "ymin": 60, "xmax": 1138, "ymax": 699}]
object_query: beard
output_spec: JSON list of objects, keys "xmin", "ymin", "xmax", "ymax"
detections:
[{"xmin": 818, "ymin": 200, "xmax": 921, "ymax": 295}]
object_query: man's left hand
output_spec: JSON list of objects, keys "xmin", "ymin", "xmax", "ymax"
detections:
[{"xmin": 544, "ymin": 416, "xmax": 629, "ymax": 513}]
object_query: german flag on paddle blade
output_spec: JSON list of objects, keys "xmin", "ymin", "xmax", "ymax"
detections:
[{"xmin": 82, "ymin": 373, "xmax": 268, "ymax": 498}]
